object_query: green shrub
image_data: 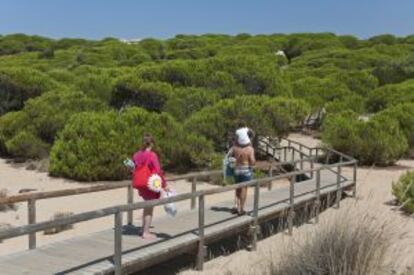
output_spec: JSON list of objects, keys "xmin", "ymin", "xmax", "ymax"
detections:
[
  {"xmin": 292, "ymin": 76, "xmax": 351, "ymax": 110},
  {"xmin": 185, "ymin": 96, "xmax": 310, "ymax": 150},
  {"xmin": 6, "ymin": 130, "xmax": 49, "ymax": 159},
  {"xmin": 136, "ymin": 55, "xmax": 291, "ymax": 97},
  {"xmin": 111, "ymin": 76, "xmax": 173, "ymax": 112},
  {"xmin": 322, "ymin": 112, "xmax": 408, "ymax": 165},
  {"xmin": 0, "ymin": 67, "xmax": 56, "ymax": 115},
  {"xmin": 164, "ymin": 87, "xmax": 219, "ymax": 120},
  {"xmin": 392, "ymin": 171, "xmax": 414, "ymax": 213},
  {"xmin": 75, "ymin": 71, "xmax": 114, "ymax": 103},
  {"xmin": 376, "ymin": 103, "xmax": 414, "ymax": 151},
  {"xmin": 325, "ymin": 94, "xmax": 366, "ymax": 114},
  {"xmin": 38, "ymin": 47, "xmax": 55, "ymax": 59},
  {"xmin": 366, "ymin": 79, "xmax": 414, "ymax": 112},
  {"xmin": 49, "ymin": 107, "xmax": 215, "ymax": 181},
  {"xmin": 0, "ymin": 89, "xmax": 106, "ymax": 159}
]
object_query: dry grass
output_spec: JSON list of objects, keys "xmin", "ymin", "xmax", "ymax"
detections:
[
  {"xmin": 0, "ymin": 189, "xmax": 17, "ymax": 212},
  {"xmin": 271, "ymin": 207, "xmax": 398, "ymax": 275},
  {"xmin": 182, "ymin": 199, "xmax": 408, "ymax": 275},
  {"xmin": 43, "ymin": 211, "xmax": 74, "ymax": 235}
]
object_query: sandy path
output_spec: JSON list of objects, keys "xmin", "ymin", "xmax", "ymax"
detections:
[
  {"xmin": 181, "ymin": 135, "xmax": 414, "ymax": 275},
  {"xmin": 0, "ymin": 160, "xmax": 239, "ymax": 256}
]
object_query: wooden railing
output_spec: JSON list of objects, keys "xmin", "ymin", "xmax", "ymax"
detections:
[
  {"xmin": 0, "ymin": 170, "xmax": 223, "ymax": 250},
  {"xmin": 0, "ymin": 139, "xmax": 357, "ymax": 273}
]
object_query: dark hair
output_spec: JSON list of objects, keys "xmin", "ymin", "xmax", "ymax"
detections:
[
  {"xmin": 141, "ymin": 133, "xmax": 154, "ymax": 150},
  {"xmin": 237, "ymin": 120, "xmax": 247, "ymax": 128}
]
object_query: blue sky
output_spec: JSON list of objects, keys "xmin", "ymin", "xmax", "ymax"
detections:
[{"xmin": 0, "ymin": 0, "xmax": 413, "ymax": 40}]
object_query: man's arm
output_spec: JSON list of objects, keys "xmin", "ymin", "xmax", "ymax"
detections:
[{"xmin": 249, "ymin": 148, "xmax": 256, "ymax": 166}]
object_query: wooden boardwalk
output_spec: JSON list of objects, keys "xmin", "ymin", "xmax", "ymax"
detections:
[
  {"xmin": 0, "ymin": 170, "xmax": 352, "ymax": 274},
  {"xmin": 0, "ymin": 137, "xmax": 357, "ymax": 274}
]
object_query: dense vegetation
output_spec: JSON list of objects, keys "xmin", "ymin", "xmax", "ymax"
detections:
[
  {"xmin": 0, "ymin": 32, "xmax": 414, "ymax": 180},
  {"xmin": 392, "ymin": 171, "xmax": 414, "ymax": 213}
]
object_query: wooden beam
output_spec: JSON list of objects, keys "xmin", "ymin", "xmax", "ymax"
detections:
[
  {"xmin": 251, "ymin": 182, "xmax": 260, "ymax": 250},
  {"xmin": 0, "ymin": 170, "xmax": 222, "ymax": 205},
  {"xmin": 353, "ymin": 162, "xmax": 357, "ymax": 198},
  {"xmin": 127, "ymin": 185, "xmax": 133, "ymax": 225},
  {"xmin": 28, "ymin": 199, "xmax": 36, "ymax": 249},
  {"xmin": 315, "ymin": 170, "xmax": 321, "ymax": 224},
  {"xmin": 336, "ymin": 165, "xmax": 342, "ymax": 208},
  {"xmin": 288, "ymin": 176, "xmax": 295, "ymax": 235},
  {"xmin": 114, "ymin": 211, "xmax": 123, "ymax": 275},
  {"xmin": 196, "ymin": 195, "xmax": 205, "ymax": 271},
  {"xmin": 191, "ymin": 177, "xmax": 197, "ymax": 210}
]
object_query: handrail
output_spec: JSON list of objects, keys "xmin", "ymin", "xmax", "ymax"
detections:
[
  {"xmin": 0, "ymin": 138, "xmax": 358, "ymax": 273},
  {"xmin": 0, "ymin": 159, "xmax": 356, "ymax": 241},
  {"xmin": 0, "ymin": 170, "xmax": 222, "ymax": 205}
]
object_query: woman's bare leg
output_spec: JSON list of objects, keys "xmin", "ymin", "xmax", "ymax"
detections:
[
  {"xmin": 239, "ymin": 187, "xmax": 248, "ymax": 213},
  {"xmin": 142, "ymin": 207, "xmax": 155, "ymax": 239},
  {"xmin": 234, "ymin": 190, "xmax": 240, "ymax": 210}
]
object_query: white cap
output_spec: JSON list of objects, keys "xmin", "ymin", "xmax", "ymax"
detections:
[{"xmin": 236, "ymin": 127, "xmax": 250, "ymax": 145}]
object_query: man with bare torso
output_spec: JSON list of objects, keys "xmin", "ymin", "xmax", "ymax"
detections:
[{"xmin": 229, "ymin": 123, "xmax": 256, "ymax": 215}]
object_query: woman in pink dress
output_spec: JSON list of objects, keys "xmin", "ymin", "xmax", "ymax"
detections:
[{"xmin": 132, "ymin": 134, "xmax": 167, "ymax": 239}]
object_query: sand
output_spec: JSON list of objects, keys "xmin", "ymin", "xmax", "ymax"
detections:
[{"xmin": 1, "ymin": 134, "xmax": 413, "ymax": 273}]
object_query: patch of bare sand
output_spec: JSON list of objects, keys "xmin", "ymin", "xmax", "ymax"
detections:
[
  {"xmin": 180, "ymin": 136, "xmax": 414, "ymax": 275},
  {"xmin": 0, "ymin": 159, "xmax": 236, "ymax": 256}
]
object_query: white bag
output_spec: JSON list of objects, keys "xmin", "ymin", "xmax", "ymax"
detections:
[{"xmin": 162, "ymin": 189, "xmax": 177, "ymax": 217}]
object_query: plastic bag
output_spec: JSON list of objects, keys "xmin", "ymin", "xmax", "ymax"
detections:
[
  {"xmin": 162, "ymin": 189, "xmax": 177, "ymax": 217},
  {"xmin": 223, "ymin": 155, "xmax": 236, "ymax": 184},
  {"xmin": 123, "ymin": 158, "xmax": 135, "ymax": 171}
]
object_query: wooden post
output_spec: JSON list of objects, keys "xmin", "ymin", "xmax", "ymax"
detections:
[
  {"xmin": 310, "ymin": 149, "xmax": 314, "ymax": 179},
  {"xmin": 336, "ymin": 165, "xmax": 342, "ymax": 208},
  {"xmin": 196, "ymin": 195, "xmax": 205, "ymax": 270},
  {"xmin": 191, "ymin": 178, "xmax": 197, "ymax": 210},
  {"xmin": 251, "ymin": 182, "xmax": 260, "ymax": 251},
  {"xmin": 300, "ymin": 153, "xmax": 304, "ymax": 171},
  {"xmin": 288, "ymin": 176, "xmax": 295, "ymax": 235},
  {"xmin": 315, "ymin": 170, "xmax": 321, "ymax": 224},
  {"xmin": 127, "ymin": 184, "xmax": 133, "ymax": 225},
  {"xmin": 268, "ymin": 164, "xmax": 273, "ymax": 191},
  {"xmin": 291, "ymin": 148, "xmax": 295, "ymax": 163},
  {"xmin": 315, "ymin": 148, "xmax": 319, "ymax": 163},
  {"xmin": 353, "ymin": 162, "xmax": 357, "ymax": 198},
  {"xmin": 28, "ymin": 199, "xmax": 36, "ymax": 249},
  {"xmin": 283, "ymin": 147, "xmax": 287, "ymax": 162},
  {"xmin": 114, "ymin": 211, "xmax": 123, "ymax": 275},
  {"xmin": 299, "ymin": 144, "xmax": 303, "ymax": 153}
]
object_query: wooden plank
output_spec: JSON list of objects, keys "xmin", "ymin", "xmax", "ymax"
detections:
[
  {"xmin": 127, "ymin": 184, "xmax": 133, "ymax": 225},
  {"xmin": 196, "ymin": 195, "xmax": 205, "ymax": 271},
  {"xmin": 27, "ymin": 199, "xmax": 36, "ymax": 249},
  {"xmin": 114, "ymin": 212, "xmax": 123, "ymax": 275},
  {"xmin": 191, "ymin": 177, "xmax": 197, "ymax": 210}
]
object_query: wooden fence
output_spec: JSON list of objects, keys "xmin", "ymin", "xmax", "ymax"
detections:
[{"xmin": 0, "ymin": 138, "xmax": 357, "ymax": 273}]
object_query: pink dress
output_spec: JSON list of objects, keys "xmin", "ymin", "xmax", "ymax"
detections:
[{"xmin": 132, "ymin": 150, "xmax": 166, "ymax": 200}]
